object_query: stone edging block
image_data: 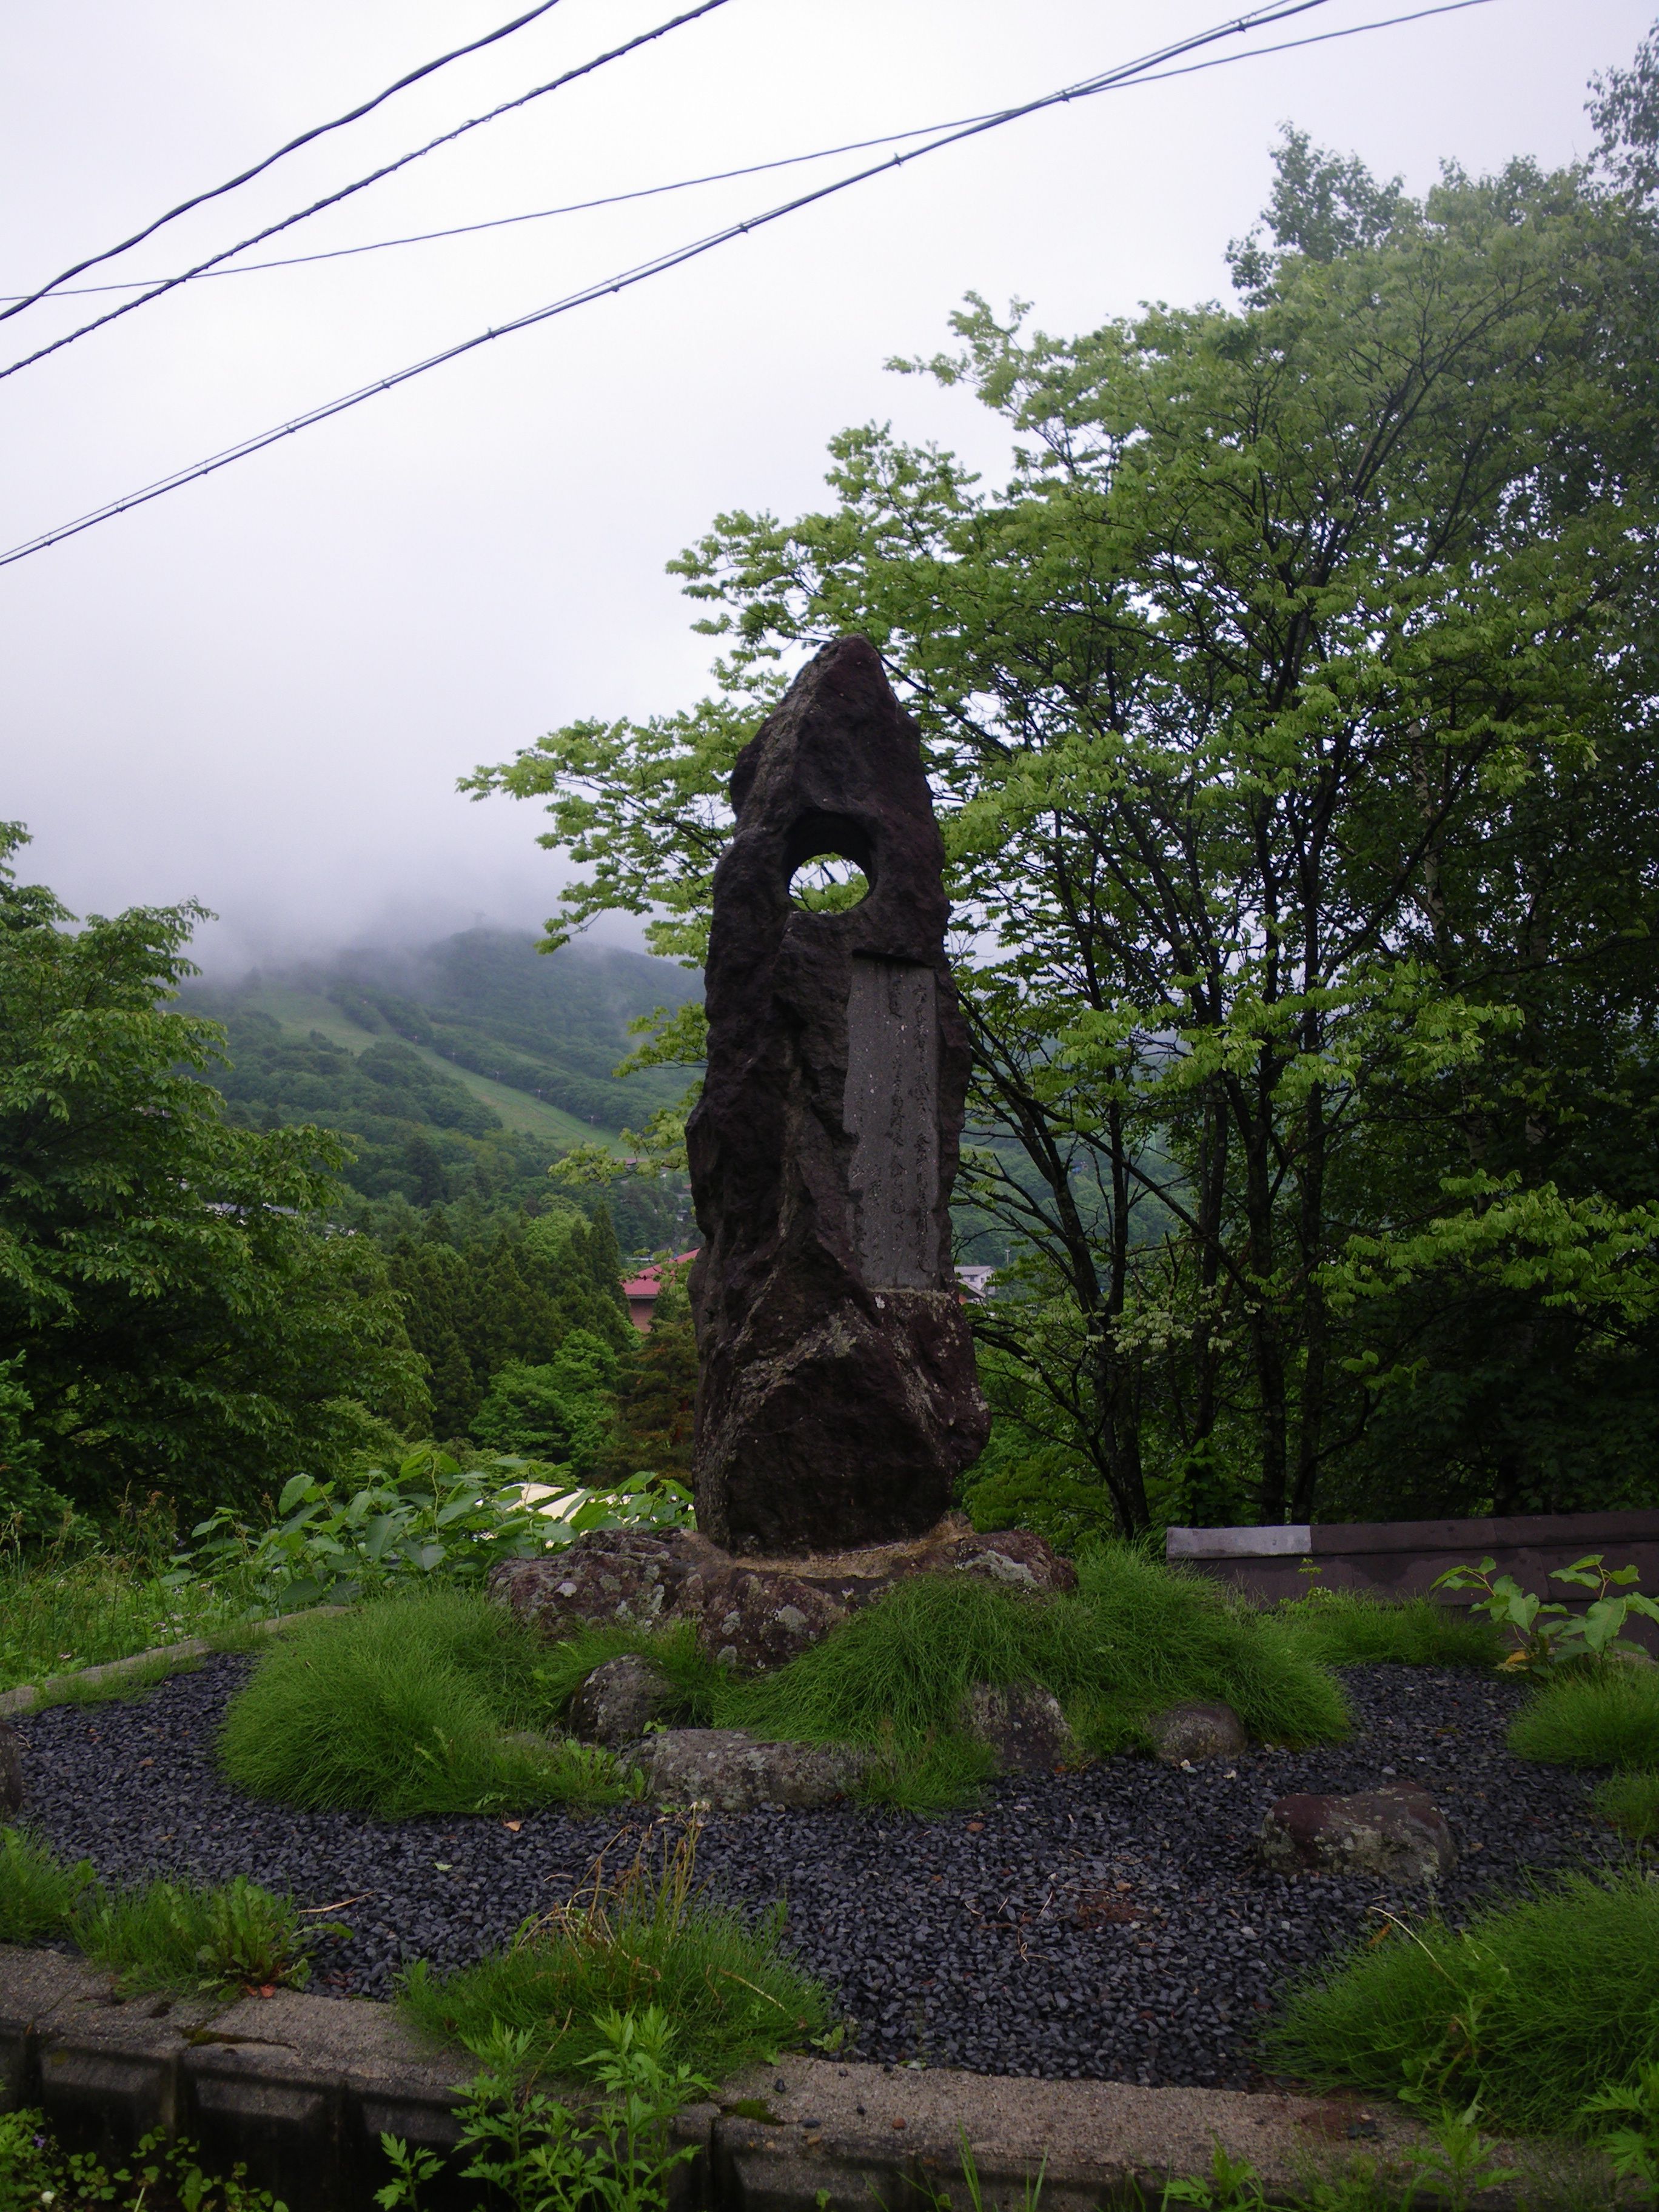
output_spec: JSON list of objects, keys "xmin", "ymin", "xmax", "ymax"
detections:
[{"xmin": 0, "ymin": 1945, "xmax": 1612, "ymax": 2211}]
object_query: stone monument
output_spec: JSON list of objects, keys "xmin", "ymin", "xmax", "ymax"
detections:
[{"xmin": 685, "ymin": 634, "xmax": 990, "ymax": 1553}]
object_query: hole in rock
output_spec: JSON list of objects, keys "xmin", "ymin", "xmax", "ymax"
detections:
[{"xmin": 787, "ymin": 853, "xmax": 871, "ymax": 913}]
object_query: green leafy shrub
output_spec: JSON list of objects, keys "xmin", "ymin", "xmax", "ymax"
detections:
[
  {"xmin": 1594, "ymin": 1769, "xmax": 1659, "ymax": 1843},
  {"xmin": 1272, "ymin": 1587, "xmax": 1504, "ymax": 1671},
  {"xmin": 1507, "ymin": 1664, "xmax": 1659, "ymax": 1769},
  {"xmin": 218, "ymin": 1588, "xmax": 634, "ymax": 1816},
  {"xmin": 381, "ymin": 2008, "xmax": 707, "ymax": 2212},
  {"xmin": 400, "ymin": 1817, "xmax": 830, "ymax": 2084},
  {"xmin": 1432, "ymin": 1553, "xmax": 1659, "ymax": 1672},
  {"xmin": 0, "ymin": 2107, "xmax": 286, "ymax": 2212},
  {"xmin": 1265, "ymin": 1868, "xmax": 1659, "ymax": 2132}
]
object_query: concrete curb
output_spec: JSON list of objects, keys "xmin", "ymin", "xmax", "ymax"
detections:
[
  {"xmin": 0, "ymin": 1945, "xmax": 1611, "ymax": 2211},
  {"xmin": 0, "ymin": 1606, "xmax": 350, "ymax": 1717}
]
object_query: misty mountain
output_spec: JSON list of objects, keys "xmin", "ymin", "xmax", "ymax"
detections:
[{"xmin": 183, "ymin": 930, "xmax": 702, "ymax": 1209}]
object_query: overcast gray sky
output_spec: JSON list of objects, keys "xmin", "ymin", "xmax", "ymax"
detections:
[{"xmin": 2, "ymin": 0, "xmax": 1650, "ymax": 973}]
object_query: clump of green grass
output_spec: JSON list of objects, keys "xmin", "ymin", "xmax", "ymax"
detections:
[
  {"xmin": 534, "ymin": 1544, "xmax": 1348, "ymax": 1811},
  {"xmin": 1264, "ymin": 1868, "xmax": 1659, "ymax": 2133},
  {"xmin": 400, "ymin": 1816, "xmax": 830, "ymax": 2083},
  {"xmin": 1595, "ymin": 1769, "xmax": 1659, "ymax": 1844},
  {"xmin": 1273, "ymin": 1587, "xmax": 1505, "ymax": 1671},
  {"xmin": 0, "ymin": 1826, "xmax": 99, "ymax": 1943},
  {"xmin": 1507, "ymin": 1664, "xmax": 1659, "ymax": 1769},
  {"xmin": 528, "ymin": 1617, "xmax": 723, "ymax": 1724},
  {"xmin": 218, "ymin": 1588, "xmax": 633, "ymax": 1817}
]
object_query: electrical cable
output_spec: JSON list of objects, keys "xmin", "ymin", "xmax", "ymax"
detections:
[
  {"xmin": 0, "ymin": 0, "xmax": 572, "ymax": 326},
  {"xmin": 0, "ymin": 0, "xmax": 1500, "ymax": 303},
  {"xmin": 0, "ymin": 0, "xmax": 1501, "ymax": 575},
  {"xmin": 0, "ymin": 0, "xmax": 732, "ymax": 388}
]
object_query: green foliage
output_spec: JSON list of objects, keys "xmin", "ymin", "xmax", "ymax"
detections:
[
  {"xmin": 1593, "ymin": 1768, "xmax": 1659, "ymax": 1844},
  {"xmin": 0, "ymin": 825, "xmax": 426, "ymax": 1518},
  {"xmin": 380, "ymin": 2009, "xmax": 706, "ymax": 2212},
  {"xmin": 1583, "ymin": 2058, "xmax": 1659, "ymax": 2194},
  {"xmin": 385, "ymin": 1207, "xmax": 634, "ymax": 1441},
  {"xmin": 0, "ymin": 2108, "xmax": 286, "ymax": 2212},
  {"xmin": 78, "ymin": 1871, "xmax": 339, "ymax": 1998},
  {"xmin": 1271, "ymin": 1588, "xmax": 1505, "ymax": 1671},
  {"xmin": 1432, "ymin": 1553, "xmax": 1659, "ymax": 1672},
  {"xmin": 472, "ymin": 1330, "xmax": 622, "ymax": 1469},
  {"xmin": 398, "ymin": 1817, "xmax": 830, "ymax": 2084},
  {"xmin": 0, "ymin": 1829, "xmax": 331, "ymax": 1997},
  {"xmin": 1507, "ymin": 1664, "xmax": 1659, "ymax": 1769},
  {"xmin": 466, "ymin": 87, "xmax": 1659, "ymax": 1532},
  {"xmin": 597, "ymin": 1264, "xmax": 697, "ymax": 1484},
  {"xmin": 216, "ymin": 1590, "xmax": 634, "ymax": 1817},
  {"xmin": 189, "ymin": 1446, "xmax": 558, "ymax": 1610},
  {"xmin": 1265, "ymin": 1868, "xmax": 1659, "ymax": 2131}
]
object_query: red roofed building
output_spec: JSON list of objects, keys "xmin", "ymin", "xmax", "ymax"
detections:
[{"xmin": 620, "ymin": 1251, "xmax": 700, "ymax": 1332}]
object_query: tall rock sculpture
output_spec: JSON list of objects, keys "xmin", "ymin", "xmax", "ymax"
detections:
[{"xmin": 686, "ymin": 634, "xmax": 990, "ymax": 1553}]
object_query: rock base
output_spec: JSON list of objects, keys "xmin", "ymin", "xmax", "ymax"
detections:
[
  {"xmin": 1259, "ymin": 1786, "xmax": 1456, "ymax": 1883},
  {"xmin": 491, "ymin": 1513, "xmax": 1076, "ymax": 1672},
  {"xmin": 0, "ymin": 1718, "xmax": 21, "ymax": 1820}
]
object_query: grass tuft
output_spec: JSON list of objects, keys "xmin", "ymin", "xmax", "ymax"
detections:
[
  {"xmin": 0, "ymin": 1538, "xmax": 256, "ymax": 1698},
  {"xmin": 399, "ymin": 1815, "xmax": 830, "ymax": 2083},
  {"xmin": 1264, "ymin": 1868, "xmax": 1659, "ymax": 2133},
  {"xmin": 1507, "ymin": 1664, "xmax": 1659, "ymax": 1769},
  {"xmin": 0, "ymin": 1826, "xmax": 99, "ymax": 1943},
  {"xmin": 1273, "ymin": 1588, "xmax": 1505, "ymax": 1671},
  {"xmin": 219, "ymin": 1589, "xmax": 635, "ymax": 1817},
  {"xmin": 1594, "ymin": 1769, "xmax": 1659, "ymax": 1843}
]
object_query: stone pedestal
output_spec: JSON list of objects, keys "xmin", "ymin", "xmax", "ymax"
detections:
[{"xmin": 686, "ymin": 637, "xmax": 989, "ymax": 1553}]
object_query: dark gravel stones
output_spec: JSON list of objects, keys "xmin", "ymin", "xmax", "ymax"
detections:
[
  {"xmin": 7, "ymin": 1657, "xmax": 1621, "ymax": 2088},
  {"xmin": 1259, "ymin": 1786, "xmax": 1456, "ymax": 1884}
]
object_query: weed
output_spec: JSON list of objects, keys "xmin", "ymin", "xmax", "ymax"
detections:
[
  {"xmin": 1272, "ymin": 1589, "xmax": 1504, "ymax": 1672},
  {"xmin": 78, "ymin": 1870, "xmax": 343, "ymax": 1997},
  {"xmin": 1432, "ymin": 1553, "xmax": 1659, "ymax": 1673},
  {"xmin": 1583, "ymin": 2058, "xmax": 1659, "ymax": 2194},
  {"xmin": 0, "ymin": 1825, "xmax": 98, "ymax": 1943},
  {"xmin": 33, "ymin": 1650, "xmax": 204, "ymax": 1709},
  {"xmin": 1594, "ymin": 1769, "xmax": 1659, "ymax": 1843},
  {"xmin": 399, "ymin": 1814, "xmax": 831, "ymax": 2083},
  {"xmin": 218, "ymin": 1588, "xmax": 633, "ymax": 1817},
  {"xmin": 1507, "ymin": 1665, "xmax": 1659, "ymax": 1769},
  {"xmin": 0, "ymin": 2108, "xmax": 286, "ymax": 2212},
  {"xmin": 1264, "ymin": 1868, "xmax": 1659, "ymax": 2133}
]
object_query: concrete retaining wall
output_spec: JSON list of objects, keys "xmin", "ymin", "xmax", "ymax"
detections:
[
  {"xmin": 0, "ymin": 1946, "xmax": 1606, "ymax": 2211},
  {"xmin": 1167, "ymin": 1509, "xmax": 1659, "ymax": 1652}
]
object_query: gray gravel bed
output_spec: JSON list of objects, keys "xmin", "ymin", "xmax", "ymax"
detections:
[{"xmin": 7, "ymin": 1656, "xmax": 1623, "ymax": 2086}]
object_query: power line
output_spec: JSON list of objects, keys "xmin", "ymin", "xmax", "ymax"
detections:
[
  {"xmin": 0, "ymin": 0, "xmax": 732, "ymax": 389},
  {"xmin": 0, "ymin": 0, "xmax": 1501, "ymax": 577},
  {"xmin": 0, "ymin": 0, "xmax": 1500, "ymax": 304},
  {"xmin": 0, "ymin": 0, "xmax": 572, "ymax": 326}
]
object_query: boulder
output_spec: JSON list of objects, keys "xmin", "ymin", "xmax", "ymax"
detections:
[
  {"xmin": 960, "ymin": 1681, "xmax": 1073, "ymax": 1775},
  {"xmin": 629, "ymin": 1727, "xmax": 869, "ymax": 1812},
  {"xmin": 1258, "ymin": 1787, "xmax": 1456, "ymax": 1884},
  {"xmin": 1146, "ymin": 1700, "xmax": 1248, "ymax": 1765},
  {"xmin": 489, "ymin": 1528, "xmax": 723, "ymax": 1636},
  {"xmin": 491, "ymin": 1515, "xmax": 1076, "ymax": 1675},
  {"xmin": 0, "ymin": 1718, "xmax": 21, "ymax": 1820},
  {"xmin": 694, "ymin": 1569, "xmax": 852, "ymax": 1672},
  {"xmin": 568, "ymin": 1655, "xmax": 677, "ymax": 1747},
  {"xmin": 686, "ymin": 637, "xmax": 990, "ymax": 1553}
]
